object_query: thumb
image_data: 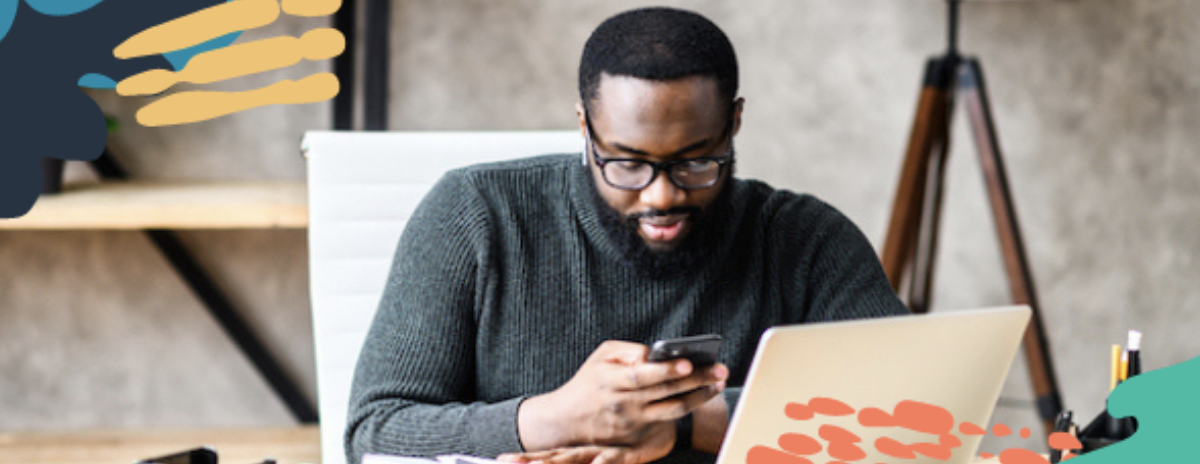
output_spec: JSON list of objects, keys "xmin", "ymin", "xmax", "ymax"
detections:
[
  {"xmin": 610, "ymin": 350, "xmax": 646, "ymax": 365},
  {"xmin": 598, "ymin": 342, "xmax": 649, "ymax": 365}
]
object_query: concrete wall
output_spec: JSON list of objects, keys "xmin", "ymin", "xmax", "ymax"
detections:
[{"xmin": 3, "ymin": 0, "xmax": 1198, "ymax": 456}]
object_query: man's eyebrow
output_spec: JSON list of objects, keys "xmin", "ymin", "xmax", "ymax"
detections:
[{"xmin": 611, "ymin": 138, "xmax": 713, "ymax": 158}]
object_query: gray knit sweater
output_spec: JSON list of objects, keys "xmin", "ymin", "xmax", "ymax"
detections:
[{"xmin": 345, "ymin": 154, "xmax": 908, "ymax": 464}]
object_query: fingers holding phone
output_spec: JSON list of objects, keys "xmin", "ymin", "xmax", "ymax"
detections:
[
  {"xmin": 516, "ymin": 337, "xmax": 727, "ymax": 451},
  {"xmin": 638, "ymin": 335, "xmax": 727, "ymax": 419},
  {"xmin": 606, "ymin": 335, "xmax": 727, "ymax": 401}
]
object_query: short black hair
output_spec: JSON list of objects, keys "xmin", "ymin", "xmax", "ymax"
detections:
[{"xmin": 579, "ymin": 7, "xmax": 739, "ymax": 116}]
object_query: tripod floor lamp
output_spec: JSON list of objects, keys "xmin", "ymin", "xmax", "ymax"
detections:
[{"xmin": 881, "ymin": 0, "xmax": 1064, "ymax": 435}]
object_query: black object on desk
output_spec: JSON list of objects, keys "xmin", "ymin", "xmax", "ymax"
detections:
[
  {"xmin": 136, "ymin": 446, "xmax": 277, "ymax": 464},
  {"xmin": 137, "ymin": 447, "xmax": 218, "ymax": 464}
]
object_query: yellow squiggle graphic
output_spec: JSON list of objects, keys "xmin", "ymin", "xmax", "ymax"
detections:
[
  {"xmin": 113, "ymin": 0, "xmax": 346, "ymax": 125},
  {"xmin": 114, "ymin": 0, "xmax": 281, "ymax": 60},
  {"xmin": 282, "ymin": 0, "xmax": 342, "ymax": 17},
  {"xmin": 117, "ymin": 28, "xmax": 345, "ymax": 96},
  {"xmin": 136, "ymin": 73, "xmax": 339, "ymax": 127}
]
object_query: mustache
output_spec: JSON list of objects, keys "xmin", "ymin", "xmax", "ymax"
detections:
[{"xmin": 626, "ymin": 206, "xmax": 702, "ymax": 221}]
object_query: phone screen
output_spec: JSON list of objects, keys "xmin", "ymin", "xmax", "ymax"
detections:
[{"xmin": 647, "ymin": 334, "xmax": 722, "ymax": 367}]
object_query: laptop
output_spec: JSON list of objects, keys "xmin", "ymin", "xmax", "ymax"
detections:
[{"xmin": 715, "ymin": 306, "xmax": 1031, "ymax": 464}]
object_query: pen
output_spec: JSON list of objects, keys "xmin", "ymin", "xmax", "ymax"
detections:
[
  {"xmin": 1122, "ymin": 330, "xmax": 1142, "ymax": 437},
  {"xmin": 1127, "ymin": 330, "xmax": 1142, "ymax": 377}
]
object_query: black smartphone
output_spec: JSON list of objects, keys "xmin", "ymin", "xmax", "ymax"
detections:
[
  {"xmin": 647, "ymin": 334, "xmax": 722, "ymax": 367},
  {"xmin": 135, "ymin": 447, "xmax": 218, "ymax": 464}
]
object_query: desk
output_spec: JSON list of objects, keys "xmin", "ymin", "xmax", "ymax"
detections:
[
  {"xmin": 0, "ymin": 426, "xmax": 320, "ymax": 464},
  {"xmin": 0, "ymin": 424, "xmax": 1016, "ymax": 464}
]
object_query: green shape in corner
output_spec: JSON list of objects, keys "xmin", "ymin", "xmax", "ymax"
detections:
[{"xmin": 1067, "ymin": 353, "xmax": 1200, "ymax": 462}]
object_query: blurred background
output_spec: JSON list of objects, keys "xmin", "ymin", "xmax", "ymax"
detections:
[{"xmin": 2, "ymin": 0, "xmax": 1198, "ymax": 456}]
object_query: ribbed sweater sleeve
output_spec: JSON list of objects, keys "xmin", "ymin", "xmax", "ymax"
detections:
[{"xmin": 344, "ymin": 171, "xmax": 523, "ymax": 463}]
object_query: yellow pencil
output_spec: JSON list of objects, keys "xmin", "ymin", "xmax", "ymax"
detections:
[
  {"xmin": 1110, "ymin": 344, "xmax": 1121, "ymax": 391},
  {"xmin": 1120, "ymin": 349, "xmax": 1129, "ymax": 383}
]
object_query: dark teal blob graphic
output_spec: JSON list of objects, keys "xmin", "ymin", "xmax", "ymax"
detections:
[{"xmin": 0, "ymin": 0, "xmax": 240, "ymax": 218}]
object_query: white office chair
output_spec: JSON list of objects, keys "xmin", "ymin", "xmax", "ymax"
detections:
[{"xmin": 303, "ymin": 130, "xmax": 581, "ymax": 464}]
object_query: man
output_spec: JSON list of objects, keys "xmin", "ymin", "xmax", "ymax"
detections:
[{"xmin": 346, "ymin": 7, "xmax": 908, "ymax": 464}]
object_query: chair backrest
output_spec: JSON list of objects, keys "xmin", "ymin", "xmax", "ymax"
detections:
[{"xmin": 303, "ymin": 130, "xmax": 581, "ymax": 464}]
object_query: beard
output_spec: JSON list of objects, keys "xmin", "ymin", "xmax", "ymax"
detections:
[{"xmin": 586, "ymin": 172, "xmax": 733, "ymax": 279}]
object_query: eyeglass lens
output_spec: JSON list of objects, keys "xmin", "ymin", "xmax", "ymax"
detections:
[{"xmin": 603, "ymin": 159, "xmax": 723, "ymax": 189}]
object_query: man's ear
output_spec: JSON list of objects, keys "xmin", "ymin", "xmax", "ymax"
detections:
[
  {"xmin": 732, "ymin": 97, "xmax": 745, "ymax": 137},
  {"xmin": 575, "ymin": 101, "xmax": 588, "ymax": 135},
  {"xmin": 576, "ymin": 101, "xmax": 588, "ymax": 166}
]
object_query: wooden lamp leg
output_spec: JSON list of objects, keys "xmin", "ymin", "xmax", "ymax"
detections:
[
  {"xmin": 959, "ymin": 58, "xmax": 1064, "ymax": 435},
  {"xmin": 882, "ymin": 57, "xmax": 958, "ymax": 312}
]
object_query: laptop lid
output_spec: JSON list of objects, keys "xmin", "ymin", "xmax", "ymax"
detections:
[{"xmin": 715, "ymin": 306, "xmax": 1031, "ymax": 464}]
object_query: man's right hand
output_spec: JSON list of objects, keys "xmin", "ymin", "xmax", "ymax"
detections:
[{"xmin": 517, "ymin": 340, "xmax": 729, "ymax": 451}]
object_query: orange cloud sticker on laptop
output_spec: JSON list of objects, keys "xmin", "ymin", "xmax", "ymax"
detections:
[{"xmin": 746, "ymin": 397, "xmax": 1096, "ymax": 464}]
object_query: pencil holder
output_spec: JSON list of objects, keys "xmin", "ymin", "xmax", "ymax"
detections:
[{"xmin": 1076, "ymin": 408, "xmax": 1135, "ymax": 454}]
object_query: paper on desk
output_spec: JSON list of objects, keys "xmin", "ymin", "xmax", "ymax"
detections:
[
  {"xmin": 439, "ymin": 454, "xmax": 509, "ymax": 464},
  {"xmin": 363, "ymin": 454, "xmax": 506, "ymax": 464},
  {"xmin": 363, "ymin": 454, "xmax": 437, "ymax": 464}
]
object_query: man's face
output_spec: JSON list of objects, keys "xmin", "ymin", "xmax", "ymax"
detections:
[{"xmin": 578, "ymin": 74, "xmax": 742, "ymax": 253}]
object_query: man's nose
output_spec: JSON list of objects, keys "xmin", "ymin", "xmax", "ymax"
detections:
[{"xmin": 639, "ymin": 171, "xmax": 684, "ymax": 211}]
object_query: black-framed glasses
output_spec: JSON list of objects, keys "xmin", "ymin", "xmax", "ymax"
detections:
[{"xmin": 584, "ymin": 112, "xmax": 735, "ymax": 191}]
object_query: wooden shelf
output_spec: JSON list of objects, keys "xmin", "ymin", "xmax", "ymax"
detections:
[
  {"xmin": 0, "ymin": 181, "xmax": 308, "ymax": 230},
  {"xmin": 0, "ymin": 425, "xmax": 319, "ymax": 464}
]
